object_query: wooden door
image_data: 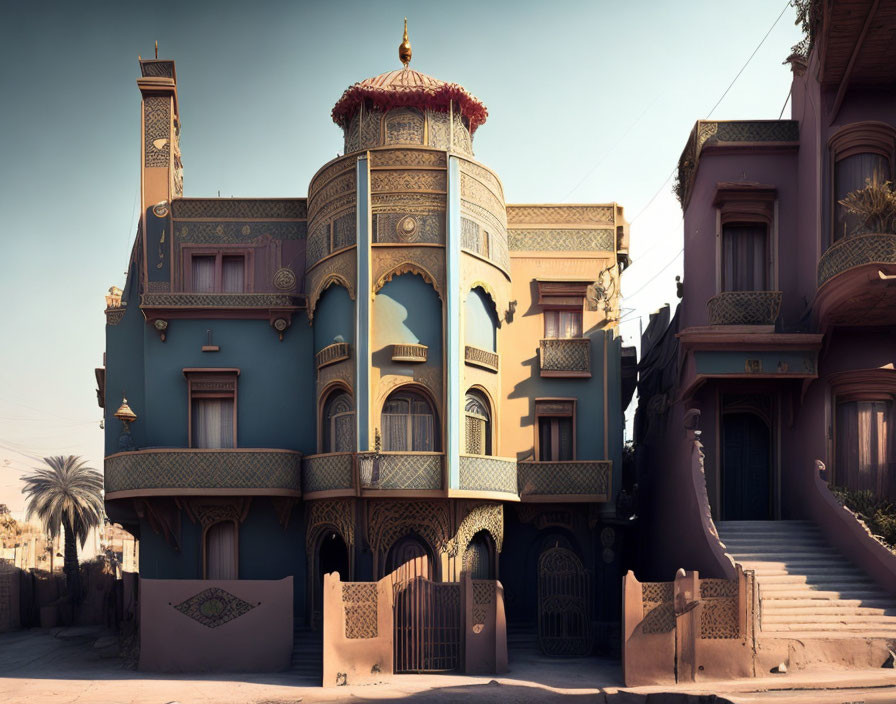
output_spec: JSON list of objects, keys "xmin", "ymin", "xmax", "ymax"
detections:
[{"xmin": 722, "ymin": 412, "xmax": 772, "ymax": 520}]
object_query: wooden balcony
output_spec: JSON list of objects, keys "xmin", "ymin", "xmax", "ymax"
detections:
[
  {"xmin": 361, "ymin": 452, "xmax": 443, "ymax": 491},
  {"xmin": 104, "ymin": 448, "xmax": 302, "ymax": 498},
  {"xmin": 816, "ymin": 234, "xmax": 896, "ymax": 328},
  {"xmin": 517, "ymin": 460, "xmax": 611, "ymax": 502},
  {"xmin": 539, "ymin": 338, "xmax": 591, "ymax": 378},
  {"xmin": 316, "ymin": 342, "xmax": 351, "ymax": 369},
  {"xmin": 391, "ymin": 343, "xmax": 428, "ymax": 363},
  {"xmin": 458, "ymin": 455, "xmax": 518, "ymax": 496},
  {"xmin": 706, "ymin": 291, "xmax": 782, "ymax": 326},
  {"xmin": 303, "ymin": 452, "xmax": 355, "ymax": 496},
  {"xmin": 464, "ymin": 345, "xmax": 498, "ymax": 372}
]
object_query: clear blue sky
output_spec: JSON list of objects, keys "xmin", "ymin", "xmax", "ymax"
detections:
[{"xmin": 0, "ymin": 0, "xmax": 802, "ymax": 514}]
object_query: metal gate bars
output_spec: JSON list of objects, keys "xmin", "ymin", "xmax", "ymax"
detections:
[
  {"xmin": 393, "ymin": 578, "xmax": 462, "ymax": 672},
  {"xmin": 537, "ymin": 546, "xmax": 592, "ymax": 657}
]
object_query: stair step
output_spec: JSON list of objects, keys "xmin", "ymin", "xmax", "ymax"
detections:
[
  {"xmin": 762, "ymin": 612, "xmax": 896, "ymax": 624},
  {"xmin": 757, "ymin": 574, "xmax": 876, "ymax": 585},
  {"xmin": 762, "ymin": 621, "xmax": 896, "ymax": 633},
  {"xmin": 763, "ymin": 607, "xmax": 896, "ymax": 618},
  {"xmin": 762, "ymin": 597, "xmax": 895, "ymax": 608}
]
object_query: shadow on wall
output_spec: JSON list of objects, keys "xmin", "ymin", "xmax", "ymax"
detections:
[{"xmin": 372, "ymin": 273, "xmax": 442, "ymax": 359}]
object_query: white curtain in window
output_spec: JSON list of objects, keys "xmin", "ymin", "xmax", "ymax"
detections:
[
  {"xmin": 191, "ymin": 256, "xmax": 216, "ymax": 293},
  {"xmin": 221, "ymin": 256, "xmax": 245, "ymax": 293},
  {"xmin": 382, "ymin": 413, "xmax": 407, "ymax": 451},
  {"xmin": 545, "ymin": 310, "xmax": 582, "ymax": 339},
  {"xmin": 193, "ymin": 398, "xmax": 235, "ymax": 448},
  {"xmin": 206, "ymin": 521, "xmax": 237, "ymax": 579},
  {"xmin": 723, "ymin": 224, "xmax": 767, "ymax": 292}
]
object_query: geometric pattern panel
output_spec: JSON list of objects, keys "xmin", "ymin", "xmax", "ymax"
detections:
[
  {"xmin": 817, "ymin": 233, "xmax": 896, "ymax": 286},
  {"xmin": 700, "ymin": 579, "xmax": 738, "ymax": 599},
  {"xmin": 458, "ymin": 456, "xmax": 517, "ymax": 494},
  {"xmin": 303, "ymin": 453, "xmax": 354, "ymax": 493},
  {"xmin": 376, "ymin": 453, "xmax": 443, "ymax": 490},
  {"xmin": 173, "ymin": 587, "xmax": 256, "ymax": 628},
  {"xmin": 706, "ymin": 290, "xmax": 782, "ymax": 326},
  {"xmin": 342, "ymin": 582, "xmax": 378, "ymax": 639},
  {"xmin": 507, "ymin": 228, "xmax": 615, "ymax": 252},
  {"xmin": 517, "ymin": 461, "xmax": 611, "ymax": 499},
  {"xmin": 539, "ymin": 338, "xmax": 591, "ymax": 374},
  {"xmin": 472, "ymin": 581, "xmax": 495, "ymax": 627},
  {"xmin": 172, "ymin": 221, "xmax": 305, "ymax": 245},
  {"xmin": 104, "ymin": 449, "xmax": 302, "ymax": 494},
  {"xmin": 700, "ymin": 597, "xmax": 739, "ymax": 639},
  {"xmin": 641, "ymin": 582, "xmax": 675, "ymax": 635}
]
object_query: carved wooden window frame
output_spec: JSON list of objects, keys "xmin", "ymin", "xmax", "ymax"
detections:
[
  {"xmin": 536, "ymin": 280, "xmax": 588, "ymax": 340},
  {"xmin": 534, "ymin": 398, "xmax": 576, "ymax": 462},
  {"xmin": 712, "ymin": 185, "xmax": 777, "ymax": 294},
  {"xmin": 181, "ymin": 246, "xmax": 255, "ymax": 293},
  {"xmin": 184, "ymin": 368, "xmax": 240, "ymax": 449},
  {"xmin": 828, "ymin": 122, "xmax": 896, "ymax": 247}
]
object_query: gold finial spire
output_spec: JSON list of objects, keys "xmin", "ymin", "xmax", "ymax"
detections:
[
  {"xmin": 154, "ymin": 40, "xmax": 158, "ymax": 59},
  {"xmin": 399, "ymin": 18, "xmax": 412, "ymax": 68}
]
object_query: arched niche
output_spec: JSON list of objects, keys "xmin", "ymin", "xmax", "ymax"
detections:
[
  {"xmin": 313, "ymin": 282, "xmax": 354, "ymax": 353},
  {"xmin": 465, "ymin": 286, "xmax": 499, "ymax": 352}
]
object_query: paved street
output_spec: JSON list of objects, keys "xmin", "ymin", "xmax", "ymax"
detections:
[{"xmin": 2, "ymin": 628, "xmax": 896, "ymax": 703}]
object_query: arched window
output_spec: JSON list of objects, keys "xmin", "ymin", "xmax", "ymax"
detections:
[
  {"xmin": 205, "ymin": 521, "xmax": 237, "ymax": 579},
  {"xmin": 323, "ymin": 391, "xmax": 355, "ymax": 453},
  {"xmin": 465, "ymin": 390, "xmax": 492, "ymax": 456},
  {"xmin": 381, "ymin": 389, "xmax": 438, "ymax": 452},
  {"xmin": 830, "ymin": 123, "xmax": 896, "ymax": 241}
]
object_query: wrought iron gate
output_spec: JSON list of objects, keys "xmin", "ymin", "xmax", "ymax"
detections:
[
  {"xmin": 537, "ymin": 546, "xmax": 592, "ymax": 657},
  {"xmin": 393, "ymin": 578, "xmax": 462, "ymax": 672}
]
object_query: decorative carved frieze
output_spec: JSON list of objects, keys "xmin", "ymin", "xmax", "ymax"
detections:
[
  {"xmin": 366, "ymin": 500, "xmax": 450, "ymax": 555},
  {"xmin": 507, "ymin": 205, "xmax": 615, "ymax": 226},
  {"xmin": 372, "ymin": 246, "xmax": 445, "ymax": 299},
  {"xmin": 306, "ymin": 498, "xmax": 355, "ymax": 552},
  {"xmin": 448, "ymin": 503, "xmax": 504, "ymax": 556},
  {"xmin": 370, "ymin": 148, "xmax": 447, "ymax": 170},
  {"xmin": 143, "ymin": 96, "xmax": 170, "ymax": 168},
  {"xmin": 507, "ymin": 229, "xmax": 615, "ymax": 252},
  {"xmin": 171, "ymin": 199, "xmax": 307, "ymax": 220}
]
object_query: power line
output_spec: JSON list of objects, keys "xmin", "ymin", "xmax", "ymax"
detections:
[{"xmin": 620, "ymin": 0, "xmax": 793, "ymax": 298}]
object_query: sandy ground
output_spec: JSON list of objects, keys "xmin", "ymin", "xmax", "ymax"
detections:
[{"xmin": 2, "ymin": 628, "xmax": 896, "ymax": 703}]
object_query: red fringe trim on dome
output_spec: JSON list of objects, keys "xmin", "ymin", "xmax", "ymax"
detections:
[{"xmin": 331, "ymin": 82, "xmax": 488, "ymax": 133}]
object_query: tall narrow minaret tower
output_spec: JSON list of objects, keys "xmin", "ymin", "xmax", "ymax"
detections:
[{"xmin": 137, "ymin": 47, "xmax": 182, "ymax": 285}]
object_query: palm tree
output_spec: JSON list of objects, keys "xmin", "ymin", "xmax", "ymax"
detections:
[{"xmin": 21, "ymin": 456, "xmax": 104, "ymax": 605}]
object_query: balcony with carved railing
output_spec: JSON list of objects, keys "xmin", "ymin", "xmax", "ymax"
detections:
[
  {"xmin": 360, "ymin": 452, "xmax": 443, "ymax": 492},
  {"xmin": 316, "ymin": 342, "xmax": 351, "ymax": 369},
  {"xmin": 464, "ymin": 346, "xmax": 499, "ymax": 373},
  {"xmin": 458, "ymin": 455, "xmax": 518, "ymax": 497},
  {"xmin": 104, "ymin": 448, "xmax": 302, "ymax": 498},
  {"xmin": 816, "ymin": 234, "xmax": 896, "ymax": 327},
  {"xmin": 517, "ymin": 460, "xmax": 611, "ymax": 502},
  {"xmin": 391, "ymin": 343, "xmax": 428, "ymax": 363},
  {"xmin": 539, "ymin": 338, "xmax": 591, "ymax": 378},
  {"xmin": 303, "ymin": 452, "xmax": 355, "ymax": 496},
  {"xmin": 706, "ymin": 291, "xmax": 782, "ymax": 326}
]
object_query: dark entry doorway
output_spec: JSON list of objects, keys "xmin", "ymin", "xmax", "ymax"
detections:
[
  {"xmin": 314, "ymin": 532, "xmax": 349, "ymax": 628},
  {"xmin": 722, "ymin": 411, "xmax": 772, "ymax": 520}
]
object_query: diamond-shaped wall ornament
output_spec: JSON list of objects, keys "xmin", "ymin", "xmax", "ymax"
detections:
[{"xmin": 173, "ymin": 587, "xmax": 257, "ymax": 628}]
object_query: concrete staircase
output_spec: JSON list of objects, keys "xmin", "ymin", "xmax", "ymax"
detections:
[
  {"xmin": 291, "ymin": 622, "xmax": 322, "ymax": 684},
  {"xmin": 717, "ymin": 520, "xmax": 896, "ymax": 639}
]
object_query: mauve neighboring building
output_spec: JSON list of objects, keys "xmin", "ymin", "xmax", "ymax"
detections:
[
  {"xmin": 629, "ymin": 0, "xmax": 896, "ymax": 685},
  {"xmin": 98, "ymin": 26, "xmax": 635, "ymax": 681}
]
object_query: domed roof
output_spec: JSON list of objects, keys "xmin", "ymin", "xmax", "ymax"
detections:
[{"xmin": 331, "ymin": 67, "xmax": 488, "ymax": 133}]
